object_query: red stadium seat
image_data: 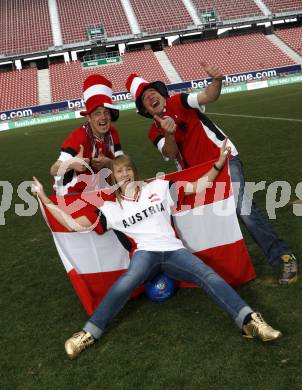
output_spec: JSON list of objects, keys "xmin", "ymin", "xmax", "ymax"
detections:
[
  {"xmin": 0, "ymin": 0, "xmax": 53, "ymax": 56},
  {"xmin": 49, "ymin": 50, "xmax": 170, "ymax": 102},
  {"xmin": 56, "ymin": 0, "xmax": 132, "ymax": 44},
  {"xmin": 264, "ymin": 0, "xmax": 302, "ymax": 14},
  {"xmin": 164, "ymin": 33, "xmax": 296, "ymax": 82},
  {"xmin": 0, "ymin": 68, "xmax": 38, "ymax": 111},
  {"xmin": 275, "ymin": 27, "xmax": 302, "ymax": 55},
  {"xmin": 191, "ymin": 0, "xmax": 263, "ymax": 21},
  {"xmin": 130, "ymin": 0, "xmax": 193, "ymax": 34}
]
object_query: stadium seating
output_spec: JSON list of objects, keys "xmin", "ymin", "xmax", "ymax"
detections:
[
  {"xmin": 1, "ymin": 1, "xmax": 301, "ymax": 112},
  {"xmin": 0, "ymin": 68, "xmax": 38, "ymax": 111},
  {"xmin": 130, "ymin": 0, "xmax": 193, "ymax": 34},
  {"xmin": 191, "ymin": 0, "xmax": 263, "ymax": 22},
  {"xmin": 56, "ymin": 0, "xmax": 132, "ymax": 44},
  {"xmin": 0, "ymin": 0, "xmax": 53, "ymax": 56},
  {"xmin": 164, "ymin": 33, "xmax": 296, "ymax": 81},
  {"xmin": 275, "ymin": 26, "xmax": 302, "ymax": 55},
  {"xmin": 264, "ymin": 0, "xmax": 302, "ymax": 14},
  {"xmin": 49, "ymin": 50, "xmax": 170, "ymax": 102}
]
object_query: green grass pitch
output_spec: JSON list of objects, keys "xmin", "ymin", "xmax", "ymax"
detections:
[{"xmin": 1, "ymin": 83, "xmax": 302, "ymax": 389}]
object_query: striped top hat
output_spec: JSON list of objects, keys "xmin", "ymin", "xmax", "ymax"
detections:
[
  {"xmin": 126, "ymin": 73, "xmax": 168, "ymax": 118},
  {"xmin": 80, "ymin": 74, "xmax": 119, "ymax": 121}
]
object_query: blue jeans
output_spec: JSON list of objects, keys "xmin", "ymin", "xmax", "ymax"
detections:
[
  {"xmin": 84, "ymin": 249, "xmax": 253, "ymax": 339},
  {"xmin": 229, "ymin": 156, "xmax": 291, "ymax": 266}
]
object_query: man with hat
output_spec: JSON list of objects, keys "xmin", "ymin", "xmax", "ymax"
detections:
[
  {"xmin": 125, "ymin": 64, "xmax": 298, "ymax": 285},
  {"xmin": 50, "ymin": 74, "xmax": 123, "ymax": 195}
]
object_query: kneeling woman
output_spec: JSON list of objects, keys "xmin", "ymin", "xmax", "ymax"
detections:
[{"xmin": 32, "ymin": 140, "xmax": 281, "ymax": 359}]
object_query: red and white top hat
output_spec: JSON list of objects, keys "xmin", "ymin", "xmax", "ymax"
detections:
[
  {"xmin": 126, "ymin": 74, "xmax": 149, "ymax": 100},
  {"xmin": 80, "ymin": 74, "xmax": 119, "ymax": 121},
  {"xmin": 125, "ymin": 73, "xmax": 168, "ymax": 118}
]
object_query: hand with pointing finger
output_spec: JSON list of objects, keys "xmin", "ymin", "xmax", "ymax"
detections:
[
  {"xmin": 31, "ymin": 176, "xmax": 44, "ymax": 197},
  {"xmin": 215, "ymin": 138, "xmax": 231, "ymax": 170},
  {"xmin": 201, "ymin": 62, "xmax": 223, "ymax": 81},
  {"xmin": 31, "ymin": 176, "xmax": 50, "ymax": 205},
  {"xmin": 91, "ymin": 149, "xmax": 111, "ymax": 171},
  {"xmin": 68, "ymin": 144, "xmax": 90, "ymax": 173},
  {"xmin": 153, "ymin": 114, "xmax": 176, "ymax": 135}
]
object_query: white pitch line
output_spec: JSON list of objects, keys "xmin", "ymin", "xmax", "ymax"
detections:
[{"xmin": 208, "ymin": 112, "xmax": 302, "ymax": 122}]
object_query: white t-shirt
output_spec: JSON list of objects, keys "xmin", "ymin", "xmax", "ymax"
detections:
[{"xmin": 99, "ymin": 179, "xmax": 184, "ymax": 252}]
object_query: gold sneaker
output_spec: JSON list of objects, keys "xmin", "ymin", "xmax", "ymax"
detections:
[
  {"xmin": 242, "ymin": 313, "xmax": 282, "ymax": 342},
  {"xmin": 65, "ymin": 331, "xmax": 95, "ymax": 359}
]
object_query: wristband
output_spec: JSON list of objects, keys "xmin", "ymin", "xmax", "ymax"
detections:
[{"xmin": 213, "ymin": 164, "xmax": 222, "ymax": 172}]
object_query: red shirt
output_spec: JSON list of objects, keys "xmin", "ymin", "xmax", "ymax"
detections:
[
  {"xmin": 54, "ymin": 123, "xmax": 123, "ymax": 194},
  {"xmin": 148, "ymin": 93, "xmax": 237, "ymax": 169}
]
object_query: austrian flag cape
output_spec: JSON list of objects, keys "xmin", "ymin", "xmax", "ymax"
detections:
[{"xmin": 40, "ymin": 160, "xmax": 255, "ymax": 315}]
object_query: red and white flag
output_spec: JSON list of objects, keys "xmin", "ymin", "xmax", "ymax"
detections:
[{"xmin": 40, "ymin": 160, "xmax": 255, "ymax": 315}]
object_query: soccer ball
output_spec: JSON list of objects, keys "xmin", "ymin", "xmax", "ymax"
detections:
[{"xmin": 144, "ymin": 273, "xmax": 175, "ymax": 302}]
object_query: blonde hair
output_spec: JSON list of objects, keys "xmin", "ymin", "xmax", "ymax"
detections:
[{"xmin": 109, "ymin": 155, "xmax": 140, "ymax": 204}]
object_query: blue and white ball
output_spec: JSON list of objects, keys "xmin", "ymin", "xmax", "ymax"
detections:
[{"xmin": 144, "ymin": 273, "xmax": 175, "ymax": 302}]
